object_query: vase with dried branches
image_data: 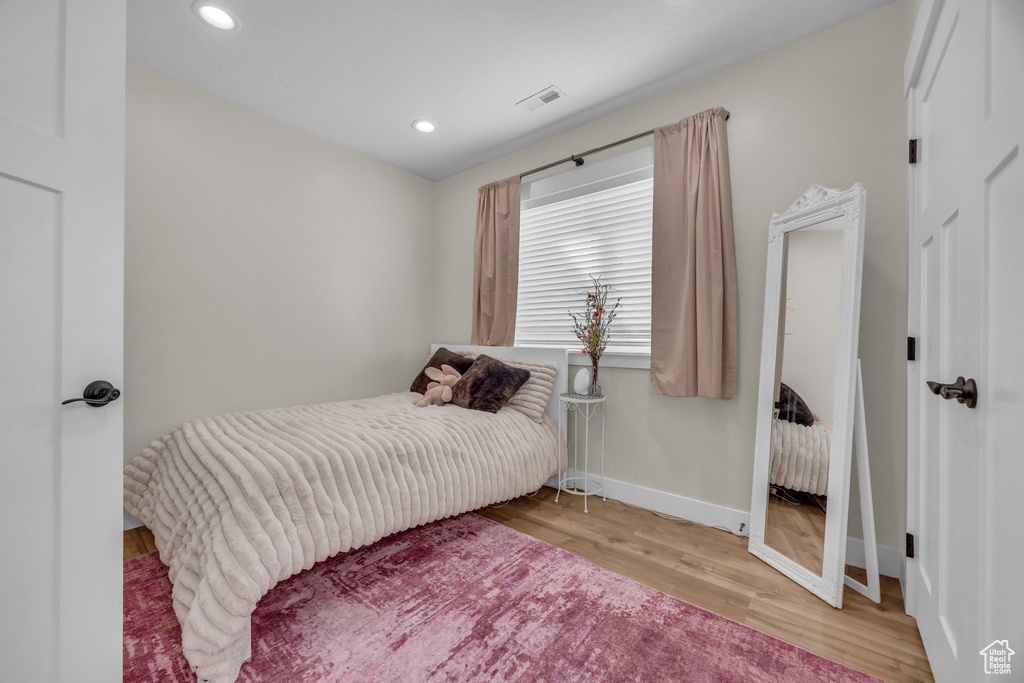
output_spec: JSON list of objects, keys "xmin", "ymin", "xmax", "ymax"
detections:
[{"xmin": 569, "ymin": 276, "xmax": 621, "ymax": 396}]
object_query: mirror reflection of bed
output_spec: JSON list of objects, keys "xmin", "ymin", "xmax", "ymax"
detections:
[{"xmin": 763, "ymin": 226, "xmax": 844, "ymax": 577}]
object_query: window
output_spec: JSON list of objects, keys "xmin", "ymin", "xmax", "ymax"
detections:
[{"xmin": 515, "ymin": 145, "xmax": 653, "ymax": 351}]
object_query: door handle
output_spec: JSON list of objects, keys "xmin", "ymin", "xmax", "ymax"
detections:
[
  {"xmin": 62, "ymin": 380, "xmax": 121, "ymax": 407},
  {"xmin": 925, "ymin": 376, "xmax": 977, "ymax": 409}
]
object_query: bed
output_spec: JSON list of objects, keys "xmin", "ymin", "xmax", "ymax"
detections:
[
  {"xmin": 769, "ymin": 418, "xmax": 832, "ymax": 496},
  {"xmin": 123, "ymin": 345, "xmax": 568, "ymax": 683},
  {"xmin": 769, "ymin": 382, "xmax": 832, "ymax": 496}
]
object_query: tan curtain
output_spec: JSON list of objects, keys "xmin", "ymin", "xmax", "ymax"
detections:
[
  {"xmin": 651, "ymin": 107, "xmax": 737, "ymax": 399},
  {"xmin": 471, "ymin": 175, "xmax": 521, "ymax": 346}
]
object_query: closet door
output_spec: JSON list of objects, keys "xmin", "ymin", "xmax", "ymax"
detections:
[
  {"xmin": 0, "ymin": 1, "xmax": 125, "ymax": 680},
  {"xmin": 905, "ymin": 1, "xmax": 1023, "ymax": 681}
]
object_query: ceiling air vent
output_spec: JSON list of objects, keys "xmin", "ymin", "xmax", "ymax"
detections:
[{"xmin": 517, "ymin": 85, "xmax": 566, "ymax": 112}]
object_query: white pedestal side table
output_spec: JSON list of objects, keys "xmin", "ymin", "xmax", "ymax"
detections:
[{"xmin": 555, "ymin": 392, "xmax": 606, "ymax": 513}]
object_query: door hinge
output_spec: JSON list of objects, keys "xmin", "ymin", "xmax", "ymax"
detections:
[
  {"xmin": 908, "ymin": 336, "xmax": 917, "ymax": 361},
  {"xmin": 909, "ymin": 138, "xmax": 919, "ymax": 164},
  {"xmin": 906, "ymin": 533, "xmax": 916, "ymax": 559}
]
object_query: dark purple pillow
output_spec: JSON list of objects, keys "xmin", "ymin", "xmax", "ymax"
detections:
[
  {"xmin": 451, "ymin": 355, "xmax": 531, "ymax": 414},
  {"xmin": 410, "ymin": 348, "xmax": 474, "ymax": 394}
]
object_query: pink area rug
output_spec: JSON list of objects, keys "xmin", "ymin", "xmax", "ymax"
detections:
[{"xmin": 124, "ymin": 514, "xmax": 879, "ymax": 682}]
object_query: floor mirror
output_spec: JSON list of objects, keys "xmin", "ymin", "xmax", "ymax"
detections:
[{"xmin": 748, "ymin": 184, "xmax": 867, "ymax": 608}]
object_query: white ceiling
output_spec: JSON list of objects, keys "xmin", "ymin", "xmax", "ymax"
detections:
[{"xmin": 127, "ymin": 1, "xmax": 892, "ymax": 181}]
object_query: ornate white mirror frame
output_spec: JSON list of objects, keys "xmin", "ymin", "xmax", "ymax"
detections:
[{"xmin": 748, "ymin": 183, "xmax": 866, "ymax": 608}]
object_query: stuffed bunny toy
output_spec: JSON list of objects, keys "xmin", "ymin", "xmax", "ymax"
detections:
[{"xmin": 414, "ymin": 364, "xmax": 462, "ymax": 407}]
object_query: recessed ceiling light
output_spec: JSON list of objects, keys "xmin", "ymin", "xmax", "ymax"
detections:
[
  {"xmin": 193, "ymin": 2, "xmax": 237, "ymax": 30},
  {"xmin": 412, "ymin": 120, "xmax": 437, "ymax": 133}
]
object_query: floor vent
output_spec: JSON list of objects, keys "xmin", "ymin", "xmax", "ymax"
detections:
[{"xmin": 517, "ymin": 85, "xmax": 566, "ymax": 111}]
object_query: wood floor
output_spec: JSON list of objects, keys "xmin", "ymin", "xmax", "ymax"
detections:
[
  {"xmin": 477, "ymin": 488, "xmax": 932, "ymax": 683},
  {"xmin": 124, "ymin": 487, "xmax": 932, "ymax": 683},
  {"xmin": 764, "ymin": 492, "xmax": 827, "ymax": 573},
  {"xmin": 124, "ymin": 525, "xmax": 157, "ymax": 561}
]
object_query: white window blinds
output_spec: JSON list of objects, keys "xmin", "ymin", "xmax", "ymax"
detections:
[{"xmin": 515, "ymin": 146, "xmax": 653, "ymax": 350}]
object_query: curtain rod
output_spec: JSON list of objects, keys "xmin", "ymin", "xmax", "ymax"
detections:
[{"xmin": 519, "ymin": 112, "xmax": 729, "ymax": 179}]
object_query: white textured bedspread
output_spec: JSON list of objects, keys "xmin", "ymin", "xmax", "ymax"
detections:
[
  {"xmin": 123, "ymin": 392, "xmax": 562, "ymax": 683},
  {"xmin": 769, "ymin": 419, "xmax": 831, "ymax": 496}
]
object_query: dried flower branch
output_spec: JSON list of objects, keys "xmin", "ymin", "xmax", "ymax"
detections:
[{"xmin": 569, "ymin": 275, "xmax": 622, "ymax": 365}]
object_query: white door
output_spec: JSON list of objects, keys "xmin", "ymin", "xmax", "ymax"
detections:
[
  {"xmin": 0, "ymin": 1, "xmax": 125, "ymax": 680},
  {"xmin": 905, "ymin": 1, "xmax": 1024, "ymax": 681}
]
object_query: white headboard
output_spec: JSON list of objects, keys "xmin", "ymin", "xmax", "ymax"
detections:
[{"xmin": 430, "ymin": 344, "xmax": 568, "ymax": 429}]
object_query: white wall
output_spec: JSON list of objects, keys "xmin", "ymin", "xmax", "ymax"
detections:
[
  {"xmin": 780, "ymin": 229, "xmax": 845, "ymax": 421},
  {"xmin": 431, "ymin": 1, "xmax": 914, "ymax": 549},
  {"xmin": 124, "ymin": 64, "xmax": 435, "ymax": 465}
]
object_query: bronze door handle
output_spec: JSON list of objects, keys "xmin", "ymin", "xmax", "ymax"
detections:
[
  {"xmin": 62, "ymin": 379, "xmax": 121, "ymax": 408},
  {"xmin": 925, "ymin": 377, "xmax": 978, "ymax": 409}
]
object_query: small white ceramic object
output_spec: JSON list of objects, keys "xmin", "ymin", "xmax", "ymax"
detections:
[{"xmin": 573, "ymin": 367, "xmax": 591, "ymax": 394}]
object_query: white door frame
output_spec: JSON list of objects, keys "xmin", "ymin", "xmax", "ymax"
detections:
[{"xmin": 902, "ymin": 0, "xmax": 943, "ymax": 621}]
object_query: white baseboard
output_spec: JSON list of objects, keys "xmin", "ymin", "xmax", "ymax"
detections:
[
  {"xmin": 544, "ymin": 473, "xmax": 750, "ymax": 536},
  {"xmin": 845, "ymin": 536, "xmax": 903, "ymax": 579},
  {"xmin": 543, "ymin": 473, "xmax": 904, "ymax": 580},
  {"xmin": 124, "ymin": 511, "xmax": 143, "ymax": 531}
]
